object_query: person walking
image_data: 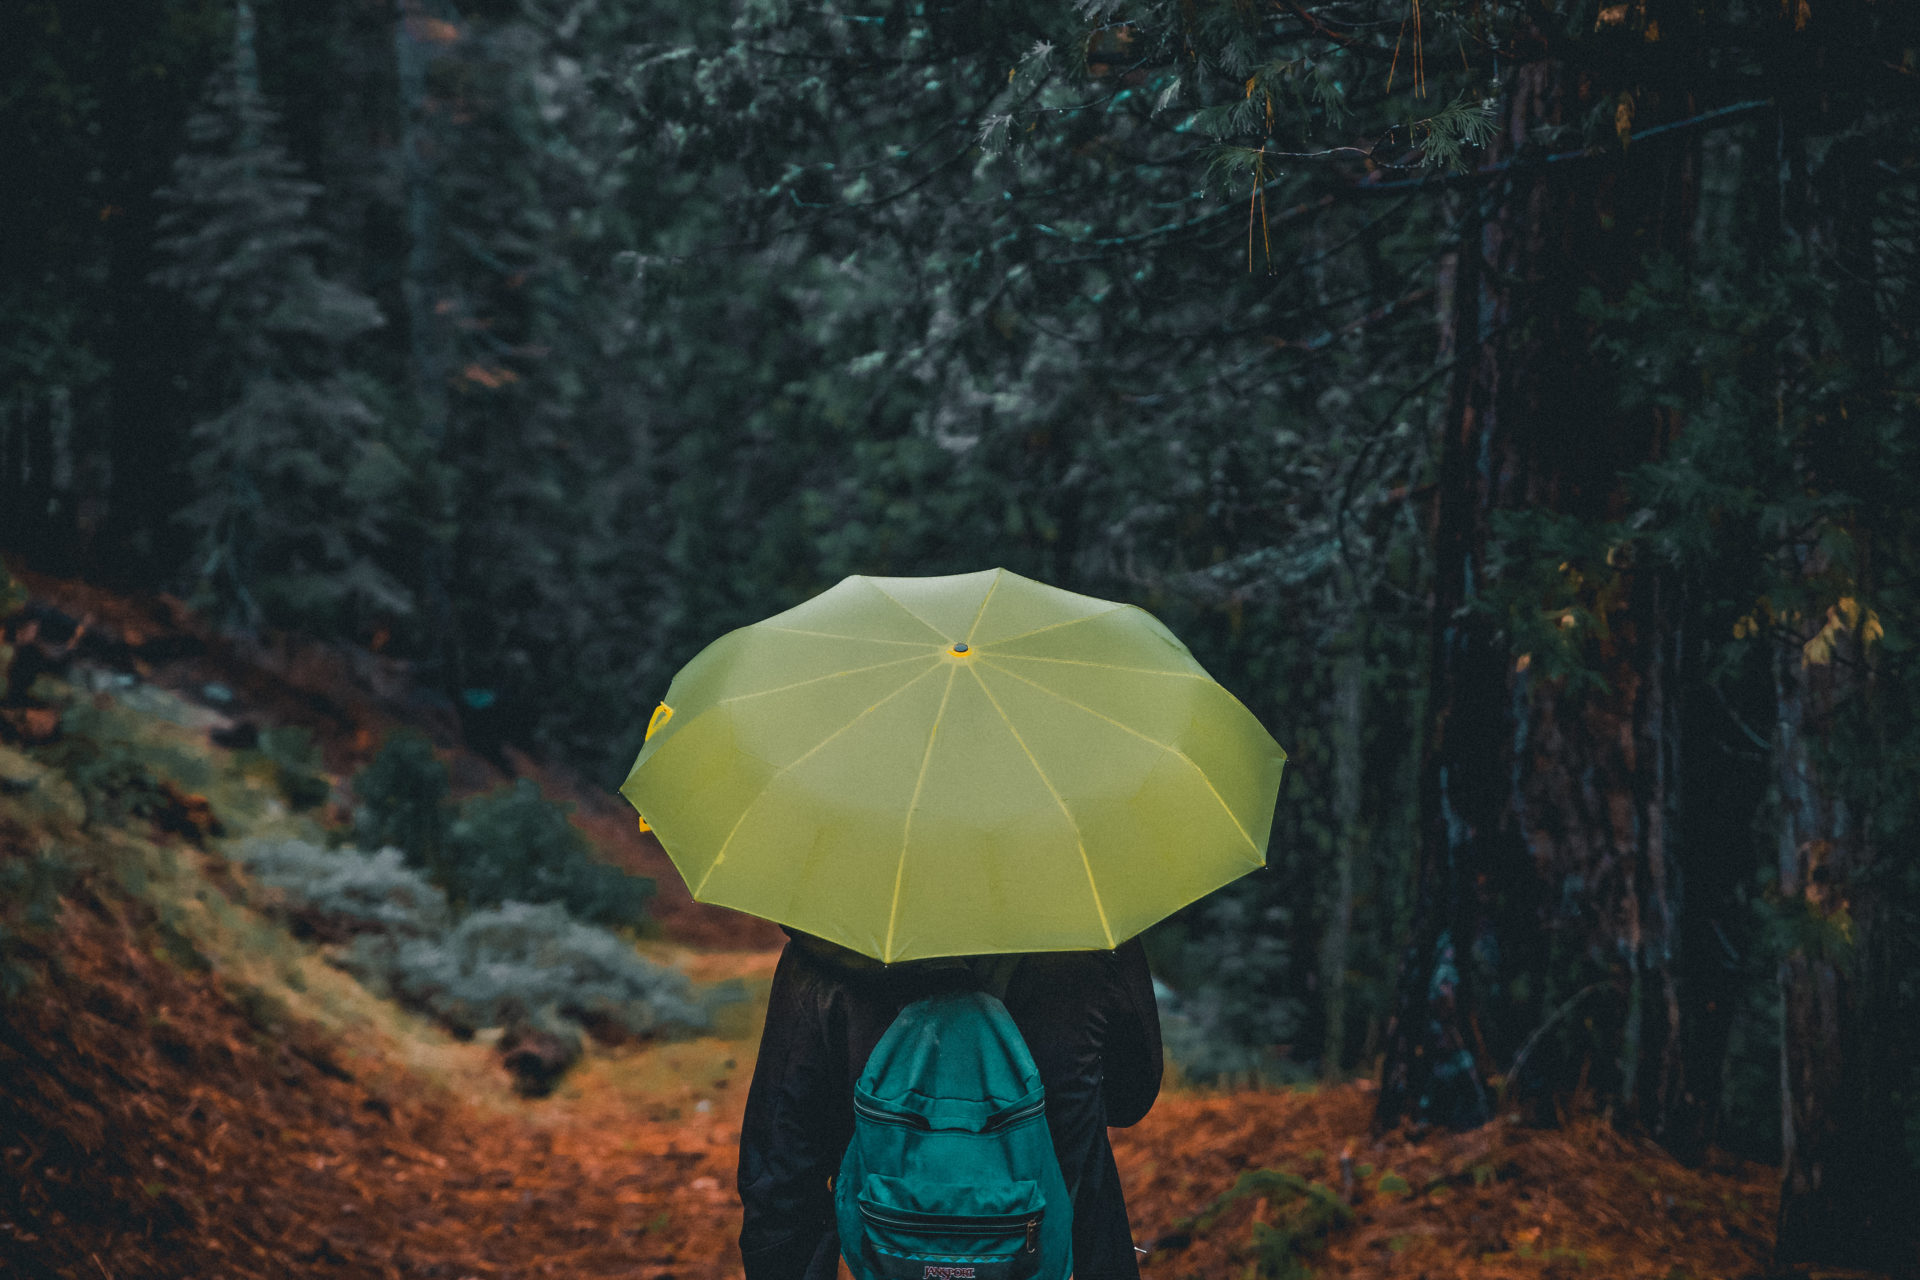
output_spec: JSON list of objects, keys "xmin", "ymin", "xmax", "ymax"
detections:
[
  {"xmin": 618, "ymin": 571, "xmax": 1283, "ymax": 1278},
  {"xmin": 736, "ymin": 928, "xmax": 1162, "ymax": 1280}
]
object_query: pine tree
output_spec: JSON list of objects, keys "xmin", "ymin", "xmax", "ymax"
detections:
[{"xmin": 152, "ymin": 0, "xmax": 412, "ymax": 636}]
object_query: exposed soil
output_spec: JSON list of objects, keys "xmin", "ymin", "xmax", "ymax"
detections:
[
  {"xmin": 1119, "ymin": 1090, "xmax": 1775, "ymax": 1280},
  {"xmin": 0, "ymin": 864, "xmax": 1776, "ymax": 1280},
  {"xmin": 0, "ymin": 567, "xmax": 1782, "ymax": 1279},
  {"xmin": 6, "ymin": 566, "xmax": 781, "ymax": 953},
  {"xmin": 0, "ymin": 867, "xmax": 752, "ymax": 1280}
]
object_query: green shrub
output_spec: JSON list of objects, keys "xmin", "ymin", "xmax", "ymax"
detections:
[
  {"xmin": 442, "ymin": 779, "xmax": 652, "ymax": 926},
  {"xmin": 343, "ymin": 900, "xmax": 706, "ymax": 1041},
  {"xmin": 351, "ymin": 733, "xmax": 650, "ymax": 926},
  {"xmin": 0, "ymin": 565, "xmax": 24, "ymax": 619},
  {"xmin": 1175, "ymin": 1167, "xmax": 1354, "ymax": 1280},
  {"xmin": 1155, "ymin": 884, "xmax": 1307, "ymax": 1086},
  {"xmin": 0, "ymin": 843, "xmax": 76, "ymax": 1000},
  {"xmin": 235, "ymin": 836, "xmax": 449, "ymax": 940},
  {"xmin": 237, "ymin": 837, "xmax": 700, "ymax": 1057},
  {"xmin": 35, "ymin": 701, "xmax": 215, "ymax": 831},
  {"xmin": 350, "ymin": 730, "xmax": 451, "ymax": 877},
  {"xmin": 257, "ymin": 725, "xmax": 331, "ymax": 810},
  {"xmin": 0, "ymin": 563, "xmax": 26, "ymax": 693}
]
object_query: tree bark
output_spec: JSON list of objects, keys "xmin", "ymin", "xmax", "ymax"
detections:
[
  {"xmin": 1375, "ymin": 164, "xmax": 1498, "ymax": 1131},
  {"xmin": 1378, "ymin": 38, "xmax": 1702, "ymax": 1132},
  {"xmin": 1319, "ymin": 620, "xmax": 1364, "ymax": 1078},
  {"xmin": 1769, "ymin": 616, "xmax": 1883, "ymax": 1269},
  {"xmin": 394, "ymin": 0, "xmax": 455, "ymax": 679},
  {"xmin": 1768, "ymin": 7, "xmax": 1909, "ymax": 1255}
]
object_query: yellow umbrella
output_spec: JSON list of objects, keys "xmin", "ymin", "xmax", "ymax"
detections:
[{"xmin": 620, "ymin": 568, "xmax": 1286, "ymax": 962}]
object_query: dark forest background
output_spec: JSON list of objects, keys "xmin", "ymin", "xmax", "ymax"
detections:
[{"xmin": 5, "ymin": 0, "xmax": 1919, "ymax": 1270}]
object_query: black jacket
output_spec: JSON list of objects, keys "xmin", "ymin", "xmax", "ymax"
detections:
[{"xmin": 737, "ymin": 931, "xmax": 1163, "ymax": 1280}]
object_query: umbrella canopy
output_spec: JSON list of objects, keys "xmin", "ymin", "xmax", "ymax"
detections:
[{"xmin": 620, "ymin": 568, "xmax": 1286, "ymax": 963}]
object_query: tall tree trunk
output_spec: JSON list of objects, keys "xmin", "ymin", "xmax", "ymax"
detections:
[
  {"xmin": 394, "ymin": 0, "xmax": 455, "ymax": 679},
  {"xmin": 1375, "ymin": 165, "xmax": 1498, "ymax": 1130},
  {"xmin": 1769, "ymin": 604, "xmax": 1890, "ymax": 1268},
  {"xmin": 1768, "ymin": 7, "xmax": 1908, "ymax": 1254},
  {"xmin": 1319, "ymin": 615, "xmax": 1364, "ymax": 1078},
  {"xmin": 1378, "ymin": 35, "xmax": 1701, "ymax": 1132}
]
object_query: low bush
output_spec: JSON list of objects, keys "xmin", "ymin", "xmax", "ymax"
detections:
[
  {"xmin": 34, "ymin": 701, "xmax": 216, "ymax": 832},
  {"xmin": 1154, "ymin": 885, "xmax": 1308, "ymax": 1087},
  {"xmin": 233, "ymin": 837, "xmax": 704, "ymax": 1058},
  {"xmin": 350, "ymin": 733, "xmax": 652, "ymax": 926},
  {"xmin": 1173, "ymin": 1167, "xmax": 1354, "ymax": 1280},
  {"xmin": 256, "ymin": 726, "xmax": 332, "ymax": 811},
  {"xmin": 0, "ymin": 564, "xmax": 25, "ymax": 693},
  {"xmin": 235, "ymin": 837, "xmax": 449, "ymax": 941},
  {"xmin": 0, "ymin": 834, "xmax": 76, "ymax": 1000},
  {"xmin": 442, "ymin": 780, "xmax": 652, "ymax": 926},
  {"xmin": 350, "ymin": 731, "xmax": 450, "ymax": 875},
  {"xmin": 343, "ymin": 900, "xmax": 706, "ymax": 1042}
]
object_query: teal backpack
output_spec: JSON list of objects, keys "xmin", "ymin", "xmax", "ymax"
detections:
[{"xmin": 835, "ymin": 989, "xmax": 1073, "ymax": 1280}]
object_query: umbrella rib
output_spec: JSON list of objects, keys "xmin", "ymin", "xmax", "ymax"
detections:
[
  {"xmin": 961, "ymin": 569, "xmax": 1004, "ymax": 645},
  {"xmin": 720, "ymin": 653, "xmax": 936, "ymax": 705},
  {"xmin": 979, "ymin": 605, "xmax": 1126, "ymax": 649},
  {"xmin": 690, "ymin": 663, "xmax": 942, "ymax": 898},
  {"xmin": 987, "ymin": 653, "xmax": 1208, "ymax": 679},
  {"xmin": 765, "ymin": 627, "xmax": 931, "ymax": 647},
  {"xmin": 978, "ymin": 659, "xmax": 1262, "ymax": 856},
  {"xmin": 861, "ymin": 578, "xmax": 952, "ymax": 641},
  {"xmin": 966, "ymin": 667, "xmax": 1116, "ymax": 949},
  {"xmin": 883, "ymin": 663, "xmax": 960, "ymax": 962}
]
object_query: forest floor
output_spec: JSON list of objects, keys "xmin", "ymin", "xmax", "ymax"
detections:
[{"xmin": 0, "ymin": 570, "xmax": 1782, "ymax": 1280}]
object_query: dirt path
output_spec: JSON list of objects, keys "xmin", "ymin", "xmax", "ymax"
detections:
[
  {"xmin": 0, "ymin": 880, "xmax": 758, "ymax": 1280},
  {"xmin": 1, "ymin": 882, "xmax": 1775, "ymax": 1280},
  {"xmin": 0, "ymin": 568, "xmax": 1787, "ymax": 1280}
]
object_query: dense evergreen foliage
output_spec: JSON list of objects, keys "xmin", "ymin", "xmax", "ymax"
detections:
[
  {"xmin": 6, "ymin": 0, "xmax": 1919, "ymax": 1267},
  {"xmin": 152, "ymin": 0, "xmax": 410, "ymax": 633},
  {"xmin": 350, "ymin": 730, "xmax": 654, "ymax": 925}
]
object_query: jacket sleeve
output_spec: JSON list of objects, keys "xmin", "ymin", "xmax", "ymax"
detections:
[
  {"xmin": 737, "ymin": 944, "xmax": 844, "ymax": 1280},
  {"xmin": 1098, "ymin": 939, "xmax": 1163, "ymax": 1129}
]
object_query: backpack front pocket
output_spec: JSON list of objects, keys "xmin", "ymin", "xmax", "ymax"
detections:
[{"xmin": 855, "ymin": 1175, "xmax": 1045, "ymax": 1280}]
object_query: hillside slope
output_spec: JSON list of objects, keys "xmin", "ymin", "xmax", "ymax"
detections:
[
  {"xmin": 0, "ymin": 871, "xmax": 1778, "ymax": 1280},
  {"xmin": 1, "ymin": 570, "xmax": 1780, "ymax": 1280}
]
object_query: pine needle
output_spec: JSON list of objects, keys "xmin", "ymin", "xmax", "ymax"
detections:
[
  {"xmin": 1413, "ymin": 0, "xmax": 1425, "ymax": 97},
  {"xmin": 1387, "ymin": 0, "xmax": 1427, "ymax": 97}
]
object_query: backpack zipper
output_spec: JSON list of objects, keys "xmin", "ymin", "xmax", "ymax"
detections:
[
  {"xmin": 851, "ymin": 1097, "xmax": 931, "ymax": 1128},
  {"xmin": 850, "ymin": 1095, "xmax": 1047, "ymax": 1131},
  {"xmin": 858, "ymin": 1203, "xmax": 1039, "ymax": 1234},
  {"xmin": 987, "ymin": 1097, "xmax": 1046, "ymax": 1130}
]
